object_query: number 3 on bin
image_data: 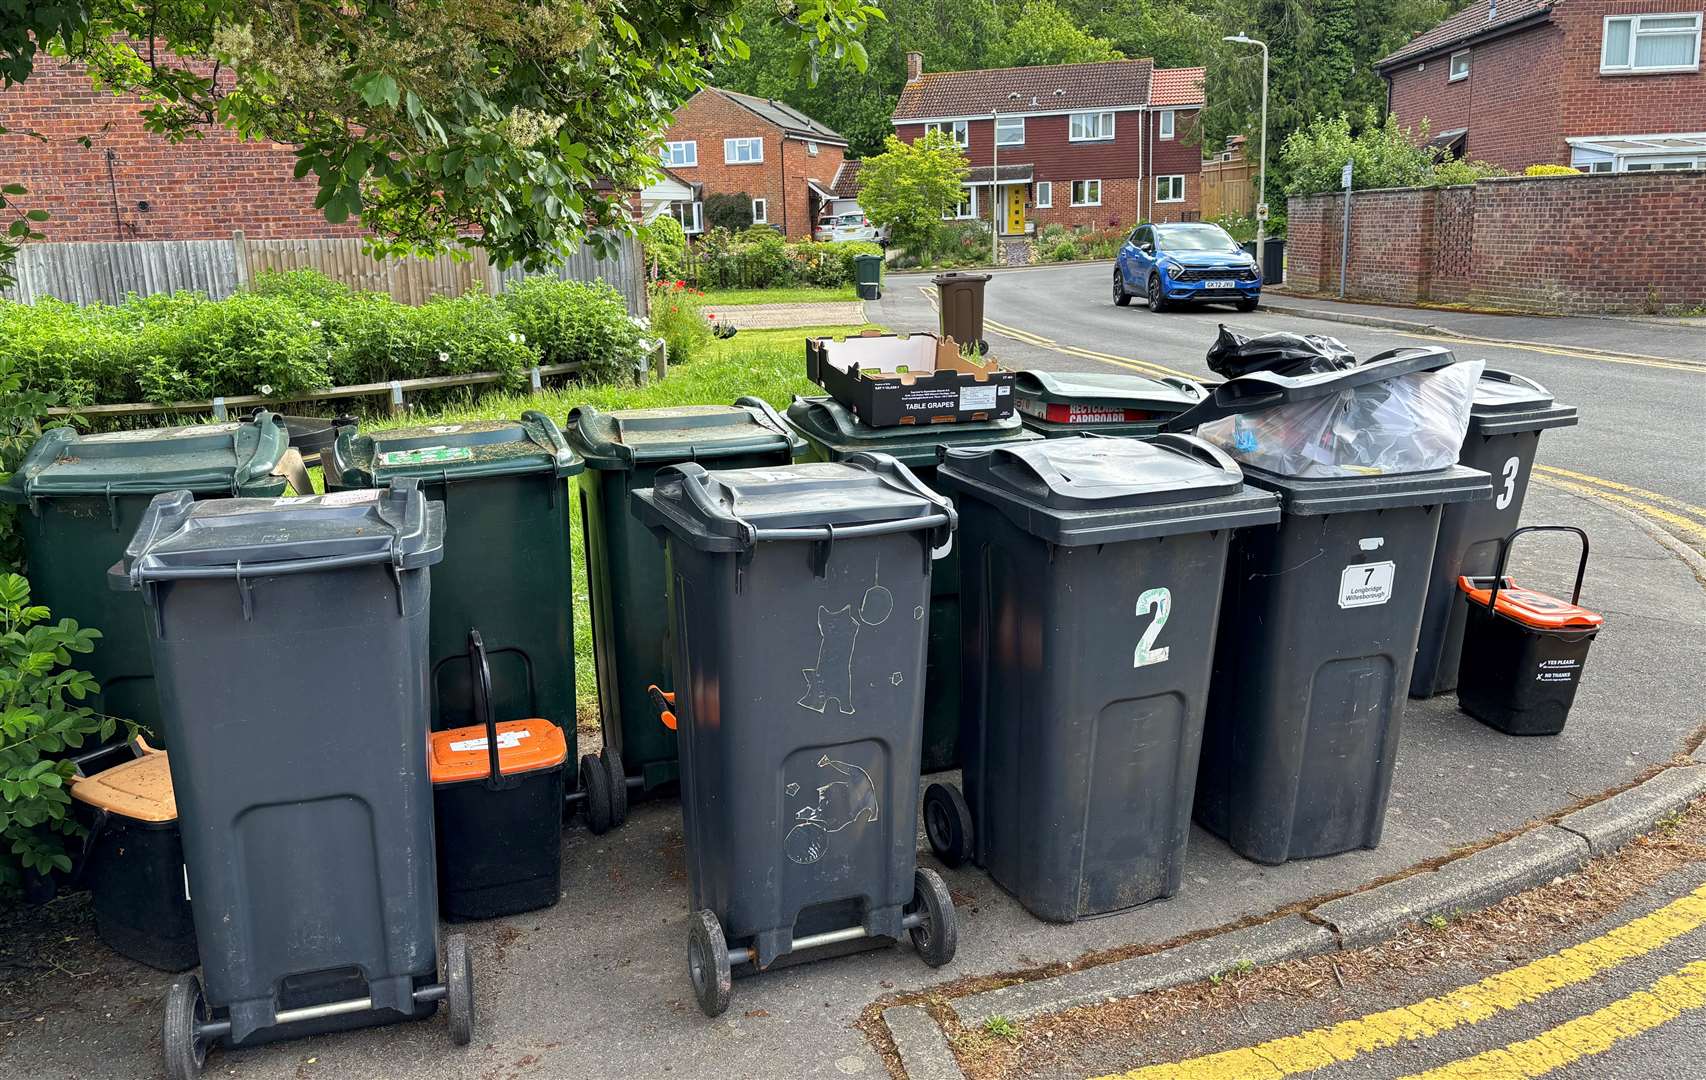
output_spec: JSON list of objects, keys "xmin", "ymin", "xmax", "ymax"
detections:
[{"xmin": 1134, "ymin": 587, "xmax": 1172, "ymax": 667}]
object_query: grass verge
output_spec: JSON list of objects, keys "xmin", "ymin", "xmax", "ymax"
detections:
[{"xmin": 697, "ymin": 285, "xmax": 860, "ymax": 306}]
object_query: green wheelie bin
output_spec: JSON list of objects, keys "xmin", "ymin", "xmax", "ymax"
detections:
[
  {"xmin": 783, "ymin": 395, "xmax": 1041, "ymax": 773},
  {"xmin": 325, "ymin": 414, "xmax": 602, "ymax": 823},
  {"xmin": 1013, "ymin": 370, "xmax": 1207, "ymax": 439},
  {"xmin": 566, "ymin": 400, "xmax": 804, "ymax": 806},
  {"xmin": 0, "ymin": 414, "xmax": 291, "ymax": 737}
]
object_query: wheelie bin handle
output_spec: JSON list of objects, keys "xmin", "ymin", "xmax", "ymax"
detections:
[
  {"xmin": 1147, "ymin": 433, "xmax": 1244, "ymax": 475},
  {"xmin": 750, "ymin": 515, "xmax": 952, "ymax": 542},
  {"xmin": 467, "ymin": 629, "xmax": 520, "ymax": 792},
  {"xmin": 648, "ymin": 685, "xmax": 677, "ymax": 731},
  {"xmin": 1486, "ymin": 526, "xmax": 1591, "ymax": 611}
]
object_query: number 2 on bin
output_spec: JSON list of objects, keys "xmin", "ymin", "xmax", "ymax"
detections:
[
  {"xmin": 1496, "ymin": 455, "xmax": 1519, "ymax": 511},
  {"xmin": 1134, "ymin": 587, "xmax": 1172, "ymax": 667}
]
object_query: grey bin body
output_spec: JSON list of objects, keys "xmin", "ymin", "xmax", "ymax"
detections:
[
  {"xmin": 1194, "ymin": 466, "xmax": 1491, "ymax": 864},
  {"xmin": 0, "ymin": 415, "xmax": 290, "ymax": 737},
  {"xmin": 936, "ymin": 436, "xmax": 1280, "ymax": 921},
  {"xmin": 1410, "ymin": 371, "xmax": 1578, "ymax": 697},
  {"xmin": 783, "ymin": 395, "xmax": 1040, "ymax": 773},
  {"xmin": 632, "ymin": 456, "xmax": 954, "ymax": 969},
  {"xmin": 112, "ymin": 482, "xmax": 445, "ymax": 1047},
  {"xmin": 1013, "ymin": 370, "xmax": 1207, "ymax": 440}
]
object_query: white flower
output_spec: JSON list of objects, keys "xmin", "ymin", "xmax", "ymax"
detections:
[
  {"xmin": 309, "ymin": 319, "xmax": 322, "ymax": 329},
  {"xmin": 259, "ymin": 384, "xmax": 274, "ymax": 395},
  {"xmin": 437, "ymin": 350, "xmax": 450, "ymax": 363}
]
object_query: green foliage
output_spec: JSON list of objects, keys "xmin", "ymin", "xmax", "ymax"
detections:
[
  {"xmin": 648, "ymin": 281, "xmax": 715, "ymax": 365},
  {"xmin": 1046, "ymin": 238, "xmax": 1080, "ymax": 262},
  {"xmin": 1526, "ymin": 164, "xmax": 1583, "ymax": 176},
  {"xmin": 130, "ymin": 292, "xmax": 331, "ymax": 403},
  {"xmin": 500, "ymin": 278, "xmax": 646, "ymax": 383},
  {"xmin": 0, "ymin": 357, "xmax": 56, "ymax": 574},
  {"xmin": 686, "ymin": 232, "xmax": 880, "ymax": 289},
  {"xmin": 0, "ymin": 572, "xmax": 116, "ymax": 901},
  {"xmin": 1280, "ymin": 110, "xmax": 1506, "ymax": 195},
  {"xmin": 983, "ymin": 1015, "xmax": 1022, "ymax": 1041},
  {"xmin": 858, "ymin": 132, "xmax": 972, "ymax": 258},
  {"xmin": 0, "ymin": 299, "xmax": 138, "ymax": 407},
  {"xmin": 927, "ymin": 220, "xmax": 996, "ymax": 268},
  {"xmin": 639, "ymin": 215, "xmax": 689, "ymax": 282},
  {"xmin": 988, "ymin": 0, "xmax": 1123, "ymax": 67},
  {"xmin": 704, "ymin": 193, "xmax": 756, "ymax": 232}
]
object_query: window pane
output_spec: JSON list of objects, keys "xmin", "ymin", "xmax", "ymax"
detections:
[
  {"xmin": 1641, "ymin": 16, "xmax": 1699, "ymax": 29},
  {"xmin": 1603, "ymin": 18, "xmax": 1632, "ymax": 65},
  {"xmin": 1634, "ymin": 29, "xmax": 1697, "ymax": 67}
]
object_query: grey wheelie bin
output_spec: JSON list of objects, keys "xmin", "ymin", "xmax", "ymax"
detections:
[
  {"xmin": 1162, "ymin": 351, "xmax": 1492, "ymax": 865},
  {"xmin": 924, "ymin": 436, "xmax": 1280, "ymax": 922},
  {"xmin": 631, "ymin": 455, "xmax": 960, "ymax": 1018},
  {"xmin": 1410, "ymin": 370, "xmax": 1578, "ymax": 697},
  {"xmin": 1013, "ymin": 370, "xmax": 1206, "ymax": 439},
  {"xmin": 567, "ymin": 400, "xmax": 803, "ymax": 812},
  {"xmin": 1, "ymin": 414, "xmax": 291, "ymax": 737},
  {"xmin": 111, "ymin": 480, "xmax": 474, "ymax": 1079},
  {"xmin": 784, "ymin": 395, "xmax": 1040, "ymax": 773}
]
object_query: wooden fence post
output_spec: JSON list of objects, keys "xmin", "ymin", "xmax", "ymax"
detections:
[{"xmin": 232, "ymin": 230, "xmax": 250, "ymax": 290}]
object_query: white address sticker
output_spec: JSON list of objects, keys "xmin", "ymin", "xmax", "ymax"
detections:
[
  {"xmin": 1338, "ymin": 561, "xmax": 1395, "ymax": 609},
  {"xmin": 959, "ymin": 385, "xmax": 998, "ymax": 411}
]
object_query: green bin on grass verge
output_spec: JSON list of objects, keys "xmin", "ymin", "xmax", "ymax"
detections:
[
  {"xmin": 326, "ymin": 412, "xmax": 589, "ymax": 798},
  {"xmin": 0, "ymin": 414, "xmax": 290, "ymax": 737},
  {"xmin": 782, "ymin": 394, "xmax": 1041, "ymax": 773},
  {"xmin": 566, "ymin": 400, "xmax": 804, "ymax": 802}
]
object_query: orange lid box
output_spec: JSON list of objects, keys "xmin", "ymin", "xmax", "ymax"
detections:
[
  {"xmin": 429, "ymin": 718, "xmax": 568, "ymax": 784},
  {"xmin": 1458, "ymin": 576, "xmax": 1604, "ymax": 631}
]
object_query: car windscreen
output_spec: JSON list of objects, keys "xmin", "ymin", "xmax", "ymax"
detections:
[{"xmin": 1156, "ymin": 225, "xmax": 1243, "ymax": 253}]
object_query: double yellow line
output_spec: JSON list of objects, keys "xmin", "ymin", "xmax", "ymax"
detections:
[{"xmin": 1533, "ymin": 465, "xmax": 1706, "ymax": 541}]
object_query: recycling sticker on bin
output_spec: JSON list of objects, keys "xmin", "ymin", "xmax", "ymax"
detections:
[{"xmin": 378, "ymin": 445, "xmax": 475, "ymax": 467}]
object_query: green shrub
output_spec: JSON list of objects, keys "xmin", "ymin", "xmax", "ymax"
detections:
[
  {"xmin": 1046, "ymin": 238, "xmax": 1079, "ymax": 262},
  {"xmin": 648, "ymin": 281, "xmax": 714, "ymax": 365},
  {"xmin": 131, "ymin": 292, "xmax": 330, "ymax": 402},
  {"xmin": 334, "ymin": 291, "xmax": 537, "ymax": 387},
  {"xmin": 639, "ymin": 214, "xmax": 688, "ymax": 281},
  {"xmin": 503, "ymin": 277, "xmax": 644, "ymax": 383},
  {"xmin": 1281, "ymin": 109, "xmax": 1506, "ymax": 194},
  {"xmin": 0, "ymin": 299, "xmax": 138, "ymax": 406},
  {"xmin": 738, "ymin": 228, "xmax": 793, "ymax": 287},
  {"xmin": 248, "ymin": 268, "xmax": 358, "ymax": 305},
  {"xmin": 1, "ymin": 357, "xmax": 54, "ymax": 573},
  {"xmin": 1525, "ymin": 164, "xmax": 1581, "ymax": 176},
  {"xmin": 1038, "ymin": 222, "xmax": 1070, "ymax": 246},
  {"xmin": 0, "ymin": 571, "xmax": 115, "ymax": 902},
  {"xmin": 704, "ymin": 192, "xmax": 754, "ymax": 232}
]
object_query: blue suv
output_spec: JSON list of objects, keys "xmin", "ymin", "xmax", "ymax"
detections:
[{"xmin": 1115, "ymin": 222, "xmax": 1262, "ymax": 313}]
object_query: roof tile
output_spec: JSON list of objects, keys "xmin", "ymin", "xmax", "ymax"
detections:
[
  {"xmin": 893, "ymin": 59, "xmax": 1155, "ymax": 121},
  {"xmin": 1149, "ymin": 67, "xmax": 1205, "ymax": 107},
  {"xmin": 1378, "ymin": 0, "xmax": 1553, "ymax": 68},
  {"xmin": 715, "ymin": 88, "xmax": 847, "ymax": 144}
]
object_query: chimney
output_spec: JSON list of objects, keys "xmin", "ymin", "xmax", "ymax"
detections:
[{"xmin": 906, "ymin": 51, "xmax": 924, "ymax": 82}]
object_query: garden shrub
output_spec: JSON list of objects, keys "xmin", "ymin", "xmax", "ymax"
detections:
[
  {"xmin": 1525, "ymin": 164, "xmax": 1581, "ymax": 176},
  {"xmin": 1046, "ymin": 238, "xmax": 1079, "ymax": 262},
  {"xmin": 131, "ymin": 292, "xmax": 330, "ymax": 401},
  {"xmin": 502, "ymin": 277, "xmax": 645, "ymax": 383},
  {"xmin": 1, "ymin": 357, "xmax": 54, "ymax": 572},
  {"xmin": 0, "ymin": 299, "xmax": 138, "ymax": 406},
  {"xmin": 639, "ymin": 214, "xmax": 688, "ymax": 281},
  {"xmin": 341, "ymin": 291, "xmax": 536, "ymax": 386},
  {"xmin": 704, "ymin": 192, "xmax": 754, "ymax": 232},
  {"xmin": 648, "ymin": 281, "xmax": 715, "ymax": 365}
]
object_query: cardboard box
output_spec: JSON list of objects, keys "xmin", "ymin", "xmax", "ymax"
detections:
[{"xmin": 805, "ymin": 332, "xmax": 1014, "ymax": 427}]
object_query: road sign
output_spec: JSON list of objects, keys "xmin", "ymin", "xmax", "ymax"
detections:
[
  {"xmin": 1256, "ymin": 202, "xmax": 1270, "ymax": 221},
  {"xmin": 1341, "ymin": 161, "xmax": 1353, "ymax": 189}
]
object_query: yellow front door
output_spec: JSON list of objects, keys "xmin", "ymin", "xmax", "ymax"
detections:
[{"xmin": 1005, "ymin": 184, "xmax": 1026, "ymax": 236}]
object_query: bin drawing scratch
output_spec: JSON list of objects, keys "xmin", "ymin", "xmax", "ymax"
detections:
[
  {"xmin": 798, "ymin": 584, "xmax": 893, "ymax": 715},
  {"xmin": 784, "ymin": 755, "xmax": 880, "ymax": 865}
]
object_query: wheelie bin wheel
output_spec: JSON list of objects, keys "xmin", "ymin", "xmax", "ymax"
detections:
[
  {"xmin": 601, "ymin": 747, "xmax": 628, "ymax": 828},
  {"xmin": 687, "ymin": 909, "xmax": 733, "ymax": 1018},
  {"xmin": 580, "ymin": 753, "xmax": 613, "ymax": 835},
  {"xmin": 923, "ymin": 782, "xmax": 973, "ymax": 868},
  {"xmin": 907, "ymin": 867, "xmax": 958, "ymax": 968},
  {"xmin": 163, "ymin": 974, "xmax": 211, "ymax": 1080},
  {"xmin": 445, "ymin": 933, "xmax": 475, "ymax": 1047}
]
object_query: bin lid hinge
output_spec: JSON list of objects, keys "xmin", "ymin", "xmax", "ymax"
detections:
[
  {"xmin": 810, "ymin": 523, "xmax": 837, "ymax": 578},
  {"xmin": 233, "ymin": 561, "xmax": 255, "ymax": 621},
  {"xmin": 106, "ymin": 483, "xmax": 120, "ymax": 531}
]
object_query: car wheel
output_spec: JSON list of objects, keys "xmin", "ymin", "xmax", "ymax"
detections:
[
  {"xmin": 1148, "ymin": 275, "xmax": 1169, "ymax": 313},
  {"xmin": 1113, "ymin": 269, "xmax": 1132, "ymax": 307},
  {"xmin": 1236, "ymin": 296, "xmax": 1260, "ymax": 312}
]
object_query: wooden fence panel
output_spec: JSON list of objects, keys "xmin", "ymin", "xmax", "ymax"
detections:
[
  {"xmin": 488, "ymin": 233, "xmax": 647, "ymax": 314},
  {"xmin": 1200, "ymin": 159, "xmax": 1256, "ymax": 221},
  {"xmin": 2, "ymin": 239, "xmax": 240, "ymax": 305}
]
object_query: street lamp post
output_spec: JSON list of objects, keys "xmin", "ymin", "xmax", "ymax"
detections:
[{"xmin": 1223, "ymin": 33, "xmax": 1269, "ymax": 278}]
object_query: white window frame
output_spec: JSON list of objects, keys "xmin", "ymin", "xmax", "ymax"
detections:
[
  {"xmin": 996, "ymin": 115, "xmax": 1026, "ymax": 146},
  {"xmin": 1600, "ymin": 13, "xmax": 1702, "ymax": 74},
  {"xmin": 751, "ymin": 198, "xmax": 767, "ymax": 225},
  {"xmin": 806, "ymin": 140, "xmax": 819, "ymax": 156},
  {"xmin": 1159, "ymin": 110, "xmax": 1175, "ymax": 139},
  {"xmin": 661, "ymin": 141, "xmax": 698, "ymax": 167},
  {"xmin": 1449, "ymin": 49, "xmax": 1471, "ymax": 81},
  {"xmin": 926, "ymin": 120, "xmax": 970, "ymax": 148},
  {"xmin": 1070, "ymin": 179, "xmax": 1102, "ymax": 207},
  {"xmin": 1069, "ymin": 111, "xmax": 1116, "ymax": 142},
  {"xmin": 1155, "ymin": 175, "xmax": 1185, "ymax": 203},
  {"xmin": 1626, "ymin": 155, "xmax": 1704, "ymax": 169},
  {"xmin": 1034, "ymin": 181, "xmax": 1052, "ymax": 208},
  {"xmin": 676, "ymin": 200, "xmax": 703, "ymax": 234},
  {"xmin": 944, "ymin": 186, "xmax": 978, "ymax": 220},
  {"xmin": 723, "ymin": 137, "xmax": 764, "ymax": 164}
]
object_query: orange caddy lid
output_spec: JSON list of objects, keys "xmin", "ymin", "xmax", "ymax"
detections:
[
  {"xmin": 429, "ymin": 718, "xmax": 568, "ymax": 784},
  {"xmin": 1458, "ymin": 576, "xmax": 1604, "ymax": 631},
  {"xmin": 71, "ymin": 750, "xmax": 177, "ymax": 823}
]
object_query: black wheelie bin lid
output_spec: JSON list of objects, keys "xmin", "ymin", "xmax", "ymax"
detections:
[
  {"xmin": 566, "ymin": 397, "xmax": 803, "ymax": 471},
  {"xmin": 111, "ymin": 479, "xmax": 445, "ymax": 590},
  {"xmin": 935, "ymin": 434, "xmax": 1280, "ymax": 545},
  {"xmin": 1237, "ymin": 464, "xmax": 1492, "ymax": 516},
  {"xmin": 331, "ymin": 411, "xmax": 582, "ymax": 485},
  {"xmin": 1, "ymin": 412, "xmax": 291, "ymax": 505},
  {"xmin": 1013, "ymin": 371, "xmax": 1207, "ymax": 435},
  {"xmin": 1159, "ymin": 346, "xmax": 1461, "ymax": 435},
  {"xmin": 1468, "ymin": 370, "xmax": 1578, "ymax": 436},
  {"xmin": 784, "ymin": 395, "xmax": 1039, "ymax": 465},
  {"xmin": 631, "ymin": 455, "xmax": 956, "ymax": 554}
]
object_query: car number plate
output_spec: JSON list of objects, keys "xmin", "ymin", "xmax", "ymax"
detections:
[{"xmin": 1205, "ymin": 279, "xmax": 1234, "ymax": 289}]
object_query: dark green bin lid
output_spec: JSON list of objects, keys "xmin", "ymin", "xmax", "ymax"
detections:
[
  {"xmin": 936, "ymin": 434, "xmax": 1280, "ymax": 545},
  {"xmin": 112, "ymin": 479, "xmax": 445, "ymax": 589},
  {"xmin": 631, "ymin": 454, "xmax": 955, "ymax": 554},
  {"xmin": 334, "ymin": 410, "xmax": 581, "ymax": 484},
  {"xmin": 566, "ymin": 397, "xmax": 803, "ymax": 470},
  {"xmin": 1468, "ymin": 370, "xmax": 1578, "ymax": 436},
  {"xmin": 1241, "ymin": 463, "xmax": 1492, "ymax": 517},
  {"xmin": 1, "ymin": 412, "xmax": 290, "ymax": 504},
  {"xmin": 784, "ymin": 395, "xmax": 1039, "ymax": 465},
  {"xmin": 1013, "ymin": 370, "xmax": 1206, "ymax": 425}
]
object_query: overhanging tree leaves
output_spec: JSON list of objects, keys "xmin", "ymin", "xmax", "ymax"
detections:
[{"xmin": 0, "ymin": 0, "xmax": 885, "ymax": 269}]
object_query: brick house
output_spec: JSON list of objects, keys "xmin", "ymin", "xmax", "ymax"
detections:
[
  {"xmin": 660, "ymin": 88, "xmax": 848, "ymax": 240},
  {"xmin": 1378, "ymin": 0, "xmax": 1706, "ymax": 172},
  {"xmin": 0, "ymin": 56, "xmax": 354, "ymax": 242},
  {"xmin": 889, "ymin": 53, "xmax": 1205, "ymax": 237}
]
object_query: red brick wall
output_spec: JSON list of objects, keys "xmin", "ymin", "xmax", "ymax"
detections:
[
  {"xmin": 0, "ymin": 57, "xmax": 358, "ymax": 241},
  {"xmin": 1556, "ymin": 0, "xmax": 1706, "ymax": 138},
  {"xmin": 1284, "ymin": 171, "xmax": 1706, "ymax": 313},
  {"xmin": 664, "ymin": 89, "xmax": 844, "ymax": 239}
]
